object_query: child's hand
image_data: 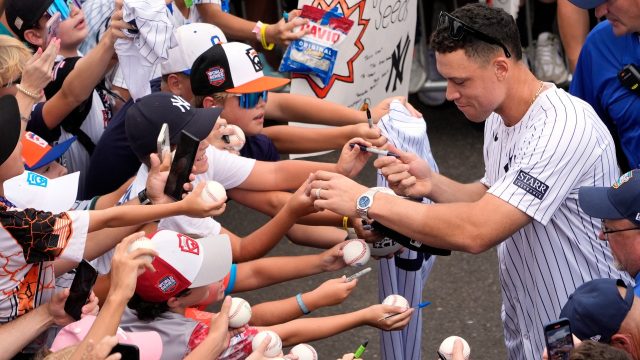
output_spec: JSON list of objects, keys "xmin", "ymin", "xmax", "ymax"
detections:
[
  {"xmin": 336, "ymin": 138, "xmax": 372, "ymax": 178},
  {"xmin": 351, "ymin": 123, "xmax": 387, "ymax": 149},
  {"xmin": 207, "ymin": 119, "xmax": 241, "ymax": 155},
  {"xmin": 110, "ymin": 231, "xmax": 157, "ymax": 300},
  {"xmin": 366, "ymin": 304, "xmax": 414, "ymax": 331},
  {"xmin": 246, "ymin": 334, "xmax": 298, "ymax": 360},
  {"xmin": 264, "ymin": 9, "xmax": 309, "ymax": 47},
  {"xmin": 319, "ymin": 242, "xmax": 348, "ymax": 272},
  {"xmin": 181, "ymin": 182, "xmax": 227, "ymax": 218},
  {"xmin": 309, "ymin": 276, "xmax": 358, "ymax": 308},
  {"xmin": 207, "ymin": 296, "xmax": 233, "ymax": 348},
  {"xmin": 286, "ymin": 180, "xmax": 318, "ymax": 217}
]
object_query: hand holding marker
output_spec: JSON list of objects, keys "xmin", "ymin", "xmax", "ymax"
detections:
[{"xmin": 378, "ymin": 301, "xmax": 431, "ymax": 321}]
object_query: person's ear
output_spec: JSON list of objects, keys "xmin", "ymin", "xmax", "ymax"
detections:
[
  {"xmin": 611, "ymin": 333, "xmax": 634, "ymax": 353},
  {"xmin": 202, "ymin": 96, "xmax": 217, "ymax": 109},
  {"xmin": 166, "ymin": 74, "xmax": 183, "ymax": 96},
  {"xmin": 166, "ymin": 296, "xmax": 181, "ymax": 309},
  {"xmin": 23, "ymin": 29, "xmax": 44, "ymax": 49},
  {"xmin": 494, "ymin": 57, "xmax": 509, "ymax": 82}
]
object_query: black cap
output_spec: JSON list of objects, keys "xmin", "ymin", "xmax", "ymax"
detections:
[
  {"xmin": 125, "ymin": 93, "xmax": 221, "ymax": 160},
  {"xmin": 6, "ymin": 0, "xmax": 54, "ymax": 40},
  {"xmin": 0, "ymin": 95, "xmax": 22, "ymax": 167}
]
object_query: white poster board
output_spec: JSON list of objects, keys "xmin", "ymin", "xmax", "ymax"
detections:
[{"xmin": 292, "ymin": 0, "xmax": 417, "ymax": 109}]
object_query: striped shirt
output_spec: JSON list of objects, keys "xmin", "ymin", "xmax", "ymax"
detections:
[
  {"xmin": 480, "ymin": 84, "xmax": 630, "ymax": 359},
  {"xmin": 376, "ymin": 101, "xmax": 438, "ymax": 360}
]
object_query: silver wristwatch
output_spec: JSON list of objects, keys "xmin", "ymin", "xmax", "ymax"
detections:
[{"xmin": 356, "ymin": 188, "xmax": 379, "ymax": 220}]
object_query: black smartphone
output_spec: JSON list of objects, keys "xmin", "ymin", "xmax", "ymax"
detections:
[
  {"xmin": 544, "ymin": 318, "xmax": 574, "ymax": 360},
  {"xmin": 64, "ymin": 260, "xmax": 98, "ymax": 321},
  {"xmin": 109, "ymin": 343, "xmax": 140, "ymax": 360},
  {"xmin": 164, "ymin": 130, "xmax": 200, "ymax": 201}
]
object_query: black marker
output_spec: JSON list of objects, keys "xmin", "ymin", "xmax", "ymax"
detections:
[{"xmin": 349, "ymin": 143, "xmax": 400, "ymax": 158}]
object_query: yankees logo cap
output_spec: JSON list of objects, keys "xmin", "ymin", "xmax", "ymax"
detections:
[
  {"xmin": 21, "ymin": 131, "xmax": 76, "ymax": 171},
  {"xmin": 190, "ymin": 42, "xmax": 290, "ymax": 96},
  {"xmin": 161, "ymin": 23, "xmax": 228, "ymax": 76},
  {"xmin": 5, "ymin": 0, "xmax": 54, "ymax": 40},
  {"xmin": 135, "ymin": 230, "xmax": 232, "ymax": 303},
  {"xmin": 579, "ymin": 169, "xmax": 640, "ymax": 226},
  {"xmin": 0, "ymin": 95, "xmax": 21, "ymax": 168},
  {"xmin": 125, "ymin": 92, "xmax": 221, "ymax": 161}
]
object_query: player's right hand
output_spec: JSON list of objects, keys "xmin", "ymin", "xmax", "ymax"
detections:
[{"xmin": 374, "ymin": 144, "xmax": 433, "ymax": 198}]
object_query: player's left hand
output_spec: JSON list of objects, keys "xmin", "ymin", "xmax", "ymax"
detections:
[{"xmin": 307, "ymin": 171, "xmax": 368, "ymax": 218}]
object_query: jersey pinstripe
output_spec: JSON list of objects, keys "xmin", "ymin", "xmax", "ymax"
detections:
[
  {"xmin": 480, "ymin": 84, "xmax": 631, "ymax": 359},
  {"xmin": 376, "ymin": 101, "xmax": 438, "ymax": 360}
]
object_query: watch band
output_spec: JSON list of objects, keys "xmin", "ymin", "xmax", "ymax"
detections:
[
  {"xmin": 356, "ymin": 188, "xmax": 379, "ymax": 220},
  {"xmin": 137, "ymin": 188, "xmax": 152, "ymax": 205}
]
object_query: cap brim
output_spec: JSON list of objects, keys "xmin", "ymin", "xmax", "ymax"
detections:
[
  {"xmin": 227, "ymin": 76, "xmax": 290, "ymax": 94},
  {"xmin": 568, "ymin": 0, "xmax": 606, "ymax": 8},
  {"xmin": 25, "ymin": 136, "xmax": 76, "ymax": 171},
  {"xmin": 579, "ymin": 186, "xmax": 625, "ymax": 220},
  {"xmin": 184, "ymin": 107, "xmax": 222, "ymax": 141},
  {"xmin": 190, "ymin": 233, "xmax": 232, "ymax": 288},
  {"xmin": 4, "ymin": 171, "xmax": 79, "ymax": 213},
  {"xmin": 0, "ymin": 96, "xmax": 22, "ymax": 167}
]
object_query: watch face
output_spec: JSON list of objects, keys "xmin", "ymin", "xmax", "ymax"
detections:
[{"xmin": 358, "ymin": 196, "xmax": 371, "ymax": 208}]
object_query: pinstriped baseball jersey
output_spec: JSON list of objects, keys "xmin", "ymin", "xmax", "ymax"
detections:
[
  {"xmin": 480, "ymin": 84, "xmax": 631, "ymax": 359},
  {"xmin": 376, "ymin": 101, "xmax": 438, "ymax": 360}
]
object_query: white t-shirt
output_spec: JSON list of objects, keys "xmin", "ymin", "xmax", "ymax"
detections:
[
  {"xmin": 480, "ymin": 84, "xmax": 631, "ymax": 359},
  {"xmin": 169, "ymin": 0, "xmax": 220, "ymax": 26}
]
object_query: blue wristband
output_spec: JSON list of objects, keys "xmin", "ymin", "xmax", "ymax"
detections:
[{"xmin": 296, "ymin": 293, "xmax": 310, "ymax": 315}]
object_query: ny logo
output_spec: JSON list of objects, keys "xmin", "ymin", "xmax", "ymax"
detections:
[
  {"xmin": 385, "ymin": 34, "xmax": 411, "ymax": 92},
  {"xmin": 171, "ymin": 95, "xmax": 191, "ymax": 113}
]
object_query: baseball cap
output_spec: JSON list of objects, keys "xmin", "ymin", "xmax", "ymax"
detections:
[
  {"xmin": 568, "ymin": 0, "xmax": 606, "ymax": 9},
  {"xmin": 579, "ymin": 170, "xmax": 640, "ymax": 226},
  {"xmin": 0, "ymin": 95, "xmax": 21, "ymax": 167},
  {"xmin": 21, "ymin": 132, "xmax": 76, "ymax": 171},
  {"xmin": 3, "ymin": 171, "xmax": 79, "ymax": 212},
  {"xmin": 125, "ymin": 92, "xmax": 221, "ymax": 160},
  {"xmin": 161, "ymin": 23, "xmax": 227, "ymax": 76},
  {"xmin": 190, "ymin": 42, "xmax": 290, "ymax": 96},
  {"xmin": 560, "ymin": 278, "xmax": 634, "ymax": 343},
  {"xmin": 5, "ymin": 0, "xmax": 54, "ymax": 40},
  {"xmin": 135, "ymin": 230, "xmax": 232, "ymax": 303},
  {"xmin": 50, "ymin": 315, "xmax": 163, "ymax": 360}
]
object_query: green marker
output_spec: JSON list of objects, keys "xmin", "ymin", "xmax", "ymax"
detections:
[{"xmin": 354, "ymin": 340, "xmax": 368, "ymax": 359}]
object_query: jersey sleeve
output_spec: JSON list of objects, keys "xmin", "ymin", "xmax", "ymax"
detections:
[{"xmin": 487, "ymin": 103, "xmax": 610, "ymax": 225}]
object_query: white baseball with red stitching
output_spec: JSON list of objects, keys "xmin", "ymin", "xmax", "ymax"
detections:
[
  {"xmin": 382, "ymin": 294, "xmax": 410, "ymax": 309},
  {"xmin": 251, "ymin": 330, "xmax": 282, "ymax": 358},
  {"xmin": 342, "ymin": 239, "xmax": 371, "ymax": 267},
  {"xmin": 228, "ymin": 297, "xmax": 252, "ymax": 328},
  {"xmin": 127, "ymin": 238, "xmax": 155, "ymax": 263},
  {"xmin": 438, "ymin": 336, "xmax": 471, "ymax": 360},
  {"xmin": 201, "ymin": 180, "xmax": 227, "ymax": 203},
  {"xmin": 290, "ymin": 343, "xmax": 318, "ymax": 360}
]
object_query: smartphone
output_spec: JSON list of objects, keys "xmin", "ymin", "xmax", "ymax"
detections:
[
  {"xmin": 156, "ymin": 123, "xmax": 170, "ymax": 163},
  {"xmin": 109, "ymin": 343, "xmax": 140, "ymax": 360},
  {"xmin": 544, "ymin": 318, "xmax": 574, "ymax": 360},
  {"xmin": 164, "ymin": 130, "xmax": 199, "ymax": 201},
  {"xmin": 44, "ymin": 13, "xmax": 61, "ymax": 48},
  {"xmin": 346, "ymin": 267, "xmax": 372, "ymax": 282},
  {"xmin": 64, "ymin": 260, "xmax": 98, "ymax": 321}
]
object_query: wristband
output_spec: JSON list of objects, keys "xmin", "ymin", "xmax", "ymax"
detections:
[
  {"xmin": 260, "ymin": 23, "xmax": 275, "ymax": 51},
  {"xmin": 16, "ymin": 84, "xmax": 41, "ymax": 99},
  {"xmin": 296, "ymin": 293, "xmax": 310, "ymax": 315},
  {"xmin": 342, "ymin": 216, "xmax": 349, "ymax": 232}
]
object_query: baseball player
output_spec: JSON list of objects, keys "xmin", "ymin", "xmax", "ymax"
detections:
[{"xmin": 306, "ymin": 4, "xmax": 629, "ymax": 359}]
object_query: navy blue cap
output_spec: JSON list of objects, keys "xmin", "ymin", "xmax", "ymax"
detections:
[
  {"xmin": 125, "ymin": 93, "xmax": 221, "ymax": 161},
  {"xmin": 579, "ymin": 170, "xmax": 640, "ymax": 226},
  {"xmin": 560, "ymin": 279, "xmax": 634, "ymax": 343},
  {"xmin": 568, "ymin": 0, "xmax": 606, "ymax": 9}
]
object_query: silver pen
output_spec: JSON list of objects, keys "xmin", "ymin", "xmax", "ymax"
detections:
[{"xmin": 349, "ymin": 143, "xmax": 400, "ymax": 158}]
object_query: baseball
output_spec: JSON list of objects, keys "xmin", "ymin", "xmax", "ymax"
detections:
[
  {"xmin": 127, "ymin": 238, "xmax": 155, "ymax": 263},
  {"xmin": 201, "ymin": 180, "xmax": 227, "ymax": 203},
  {"xmin": 289, "ymin": 343, "xmax": 318, "ymax": 360},
  {"xmin": 369, "ymin": 237, "xmax": 404, "ymax": 257},
  {"xmin": 226, "ymin": 124, "xmax": 246, "ymax": 151},
  {"xmin": 382, "ymin": 294, "xmax": 410, "ymax": 309},
  {"xmin": 342, "ymin": 239, "xmax": 371, "ymax": 267},
  {"xmin": 251, "ymin": 330, "xmax": 282, "ymax": 358},
  {"xmin": 228, "ymin": 297, "xmax": 252, "ymax": 328},
  {"xmin": 438, "ymin": 336, "xmax": 471, "ymax": 360}
]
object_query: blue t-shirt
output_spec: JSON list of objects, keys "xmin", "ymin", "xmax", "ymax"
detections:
[
  {"xmin": 239, "ymin": 134, "xmax": 280, "ymax": 162},
  {"xmin": 570, "ymin": 21, "xmax": 640, "ymax": 169}
]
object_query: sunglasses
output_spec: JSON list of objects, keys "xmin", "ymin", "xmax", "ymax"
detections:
[
  {"xmin": 438, "ymin": 11, "xmax": 512, "ymax": 58},
  {"xmin": 231, "ymin": 90, "xmax": 268, "ymax": 109},
  {"xmin": 47, "ymin": 0, "xmax": 82, "ymax": 20},
  {"xmin": 601, "ymin": 219, "xmax": 640, "ymax": 240}
]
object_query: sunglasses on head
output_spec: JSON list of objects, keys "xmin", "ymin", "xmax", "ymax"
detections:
[
  {"xmin": 47, "ymin": 0, "xmax": 82, "ymax": 20},
  {"xmin": 438, "ymin": 11, "xmax": 512, "ymax": 58},
  {"xmin": 231, "ymin": 90, "xmax": 268, "ymax": 109}
]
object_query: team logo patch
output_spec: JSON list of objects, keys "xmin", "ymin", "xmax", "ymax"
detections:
[
  {"xmin": 612, "ymin": 171, "xmax": 633, "ymax": 189},
  {"xmin": 26, "ymin": 172, "xmax": 48, "ymax": 188},
  {"xmin": 590, "ymin": 335, "xmax": 602, "ymax": 342},
  {"xmin": 513, "ymin": 170, "xmax": 549, "ymax": 200},
  {"xmin": 157, "ymin": 275, "xmax": 178, "ymax": 293},
  {"xmin": 245, "ymin": 48, "xmax": 263, "ymax": 73},
  {"xmin": 206, "ymin": 66, "xmax": 226, "ymax": 86},
  {"xmin": 26, "ymin": 132, "xmax": 48, "ymax": 148},
  {"xmin": 636, "ymin": 213, "xmax": 640, "ymax": 221},
  {"xmin": 178, "ymin": 233, "xmax": 200, "ymax": 255}
]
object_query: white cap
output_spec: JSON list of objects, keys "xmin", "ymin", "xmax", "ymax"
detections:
[
  {"xmin": 161, "ymin": 23, "xmax": 227, "ymax": 76},
  {"xmin": 3, "ymin": 171, "xmax": 79, "ymax": 213}
]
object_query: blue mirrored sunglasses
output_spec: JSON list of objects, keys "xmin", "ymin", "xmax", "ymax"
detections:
[
  {"xmin": 47, "ymin": 0, "xmax": 82, "ymax": 20},
  {"xmin": 237, "ymin": 91, "xmax": 268, "ymax": 109}
]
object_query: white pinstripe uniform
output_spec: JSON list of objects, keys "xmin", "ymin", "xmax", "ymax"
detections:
[
  {"xmin": 375, "ymin": 101, "xmax": 438, "ymax": 360},
  {"xmin": 481, "ymin": 84, "xmax": 631, "ymax": 359}
]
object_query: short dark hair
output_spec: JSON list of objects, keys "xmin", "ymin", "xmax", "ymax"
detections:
[
  {"xmin": 430, "ymin": 3, "xmax": 522, "ymax": 63},
  {"xmin": 569, "ymin": 340, "xmax": 632, "ymax": 360},
  {"xmin": 127, "ymin": 289, "xmax": 191, "ymax": 321}
]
